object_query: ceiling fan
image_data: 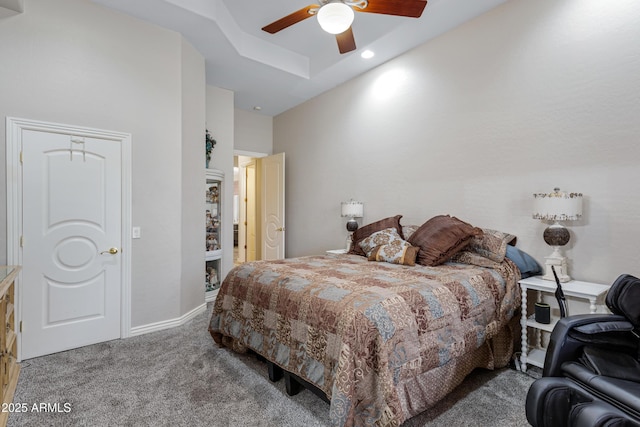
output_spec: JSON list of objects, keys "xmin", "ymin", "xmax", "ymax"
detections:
[{"xmin": 262, "ymin": 0, "xmax": 428, "ymax": 54}]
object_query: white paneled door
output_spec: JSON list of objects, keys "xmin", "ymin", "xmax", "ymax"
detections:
[
  {"xmin": 260, "ymin": 152, "xmax": 285, "ymax": 260},
  {"xmin": 19, "ymin": 127, "xmax": 124, "ymax": 359}
]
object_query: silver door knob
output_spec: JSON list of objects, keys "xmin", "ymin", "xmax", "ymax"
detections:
[{"xmin": 100, "ymin": 248, "xmax": 119, "ymax": 255}]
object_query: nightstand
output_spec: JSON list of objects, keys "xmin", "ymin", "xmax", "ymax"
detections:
[
  {"xmin": 326, "ymin": 249, "xmax": 347, "ymax": 255},
  {"xmin": 518, "ymin": 276, "xmax": 610, "ymax": 373}
]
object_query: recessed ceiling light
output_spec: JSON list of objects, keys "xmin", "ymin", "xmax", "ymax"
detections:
[
  {"xmin": 253, "ymin": 106, "xmax": 262, "ymax": 111},
  {"xmin": 361, "ymin": 50, "xmax": 374, "ymax": 59}
]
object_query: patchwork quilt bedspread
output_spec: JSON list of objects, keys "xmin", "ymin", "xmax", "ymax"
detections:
[{"xmin": 209, "ymin": 254, "xmax": 520, "ymax": 426}]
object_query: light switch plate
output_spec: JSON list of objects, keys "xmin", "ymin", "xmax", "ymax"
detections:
[{"xmin": 132, "ymin": 226, "xmax": 141, "ymax": 239}]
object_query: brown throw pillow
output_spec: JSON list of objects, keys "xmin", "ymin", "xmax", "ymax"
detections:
[
  {"xmin": 349, "ymin": 215, "xmax": 403, "ymax": 256},
  {"xmin": 407, "ymin": 215, "xmax": 483, "ymax": 266},
  {"xmin": 467, "ymin": 228, "xmax": 517, "ymax": 263}
]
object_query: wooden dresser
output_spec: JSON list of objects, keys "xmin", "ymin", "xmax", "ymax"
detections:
[{"xmin": 0, "ymin": 266, "xmax": 20, "ymax": 427}]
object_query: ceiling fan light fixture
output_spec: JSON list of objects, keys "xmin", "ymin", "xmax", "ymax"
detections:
[{"xmin": 317, "ymin": 3, "xmax": 354, "ymax": 35}]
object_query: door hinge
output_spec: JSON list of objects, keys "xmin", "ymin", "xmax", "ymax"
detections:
[
  {"xmin": 19, "ymin": 151, "xmax": 23, "ymax": 164},
  {"xmin": 20, "ymin": 236, "xmax": 23, "ymax": 247},
  {"xmin": 19, "ymin": 321, "xmax": 22, "ymax": 333}
]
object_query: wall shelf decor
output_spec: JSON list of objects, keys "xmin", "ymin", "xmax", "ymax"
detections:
[{"xmin": 205, "ymin": 169, "xmax": 224, "ymax": 302}]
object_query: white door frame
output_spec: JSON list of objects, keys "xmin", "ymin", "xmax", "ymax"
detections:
[{"xmin": 6, "ymin": 117, "xmax": 133, "ymax": 360}]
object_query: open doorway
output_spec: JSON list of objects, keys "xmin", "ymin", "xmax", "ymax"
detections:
[
  {"xmin": 233, "ymin": 152, "xmax": 264, "ymax": 266},
  {"xmin": 233, "ymin": 151, "xmax": 286, "ymax": 266}
]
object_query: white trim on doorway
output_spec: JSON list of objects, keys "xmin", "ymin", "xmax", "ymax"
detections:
[
  {"xmin": 5, "ymin": 117, "xmax": 133, "ymax": 360},
  {"xmin": 233, "ymin": 150, "xmax": 268, "ymax": 158}
]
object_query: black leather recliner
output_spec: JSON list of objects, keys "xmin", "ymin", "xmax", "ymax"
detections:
[{"xmin": 526, "ymin": 274, "xmax": 640, "ymax": 427}]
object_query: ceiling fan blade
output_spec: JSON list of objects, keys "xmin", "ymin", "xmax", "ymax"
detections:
[
  {"xmin": 355, "ymin": 0, "xmax": 427, "ymax": 18},
  {"xmin": 262, "ymin": 5, "xmax": 319, "ymax": 34},
  {"xmin": 336, "ymin": 27, "xmax": 357, "ymax": 54}
]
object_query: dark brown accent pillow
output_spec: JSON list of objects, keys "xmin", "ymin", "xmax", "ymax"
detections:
[
  {"xmin": 407, "ymin": 215, "xmax": 483, "ymax": 266},
  {"xmin": 349, "ymin": 215, "xmax": 403, "ymax": 256}
]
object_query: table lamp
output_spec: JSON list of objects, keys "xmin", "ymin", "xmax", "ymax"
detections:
[
  {"xmin": 533, "ymin": 188, "xmax": 583, "ymax": 282},
  {"xmin": 341, "ymin": 200, "xmax": 363, "ymax": 251}
]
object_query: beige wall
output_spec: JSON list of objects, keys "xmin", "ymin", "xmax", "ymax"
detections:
[
  {"xmin": 0, "ymin": 0, "xmax": 206, "ymax": 328},
  {"xmin": 206, "ymin": 86, "xmax": 235, "ymax": 279},
  {"xmin": 180, "ymin": 38, "xmax": 206, "ymax": 315},
  {"xmin": 274, "ymin": 0, "xmax": 640, "ymax": 284},
  {"xmin": 234, "ymin": 109, "xmax": 273, "ymax": 155}
]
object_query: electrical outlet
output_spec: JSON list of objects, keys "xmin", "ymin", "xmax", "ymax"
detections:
[{"xmin": 132, "ymin": 226, "xmax": 141, "ymax": 239}]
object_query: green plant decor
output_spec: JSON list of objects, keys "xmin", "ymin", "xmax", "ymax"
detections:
[{"xmin": 206, "ymin": 129, "xmax": 217, "ymax": 168}]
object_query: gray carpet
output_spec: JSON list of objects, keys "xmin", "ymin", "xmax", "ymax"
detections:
[{"xmin": 9, "ymin": 305, "xmax": 534, "ymax": 426}]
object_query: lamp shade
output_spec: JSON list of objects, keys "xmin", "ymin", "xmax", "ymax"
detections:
[
  {"xmin": 341, "ymin": 200, "xmax": 363, "ymax": 218},
  {"xmin": 317, "ymin": 3, "xmax": 354, "ymax": 34},
  {"xmin": 533, "ymin": 188, "xmax": 583, "ymax": 221}
]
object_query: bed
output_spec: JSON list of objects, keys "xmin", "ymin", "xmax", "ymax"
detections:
[{"xmin": 209, "ymin": 215, "xmax": 523, "ymax": 426}]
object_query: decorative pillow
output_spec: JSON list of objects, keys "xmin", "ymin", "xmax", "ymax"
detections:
[
  {"xmin": 449, "ymin": 250, "xmax": 501, "ymax": 269},
  {"xmin": 402, "ymin": 225, "xmax": 419, "ymax": 241},
  {"xmin": 359, "ymin": 228, "xmax": 404, "ymax": 256},
  {"xmin": 467, "ymin": 228, "xmax": 517, "ymax": 263},
  {"xmin": 349, "ymin": 215, "xmax": 403, "ymax": 256},
  {"xmin": 358, "ymin": 228, "xmax": 418, "ymax": 266},
  {"xmin": 369, "ymin": 244, "xmax": 419, "ymax": 266},
  {"xmin": 505, "ymin": 245, "xmax": 542, "ymax": 278},
  {"xmin": 407, "ymin": 215, "xmax": 483, "ymax": 266}
]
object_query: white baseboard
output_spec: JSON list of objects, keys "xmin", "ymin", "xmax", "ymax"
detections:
[
  {"xmin": 205, "ymin": 288, "xmax": 219, "ymax": 302},
  {"xmin": 129, "ymin": 303, "xmax": 207, "ymax": 337}
]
